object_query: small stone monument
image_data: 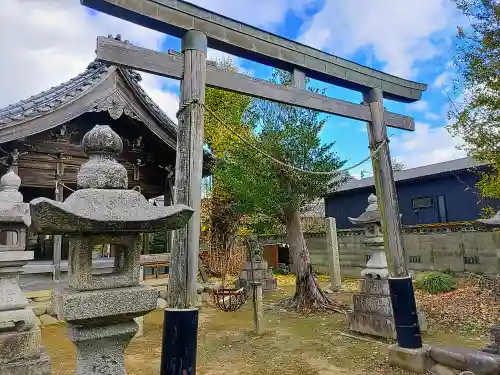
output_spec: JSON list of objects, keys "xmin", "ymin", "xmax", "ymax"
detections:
[
  {"xmin": 237, "ymin": 236, "xmax": 277, "ymax": 291},
  {"xmin": 29, "ymin": 125, "xmax": 194, "ymax": 375},
  {"xmin": 347, "ymin": 194, "xmax": 425, "ymax": 339},
  {"xmin": 0, "ymin": 168, "xmax": 51, "ymax": 375}
]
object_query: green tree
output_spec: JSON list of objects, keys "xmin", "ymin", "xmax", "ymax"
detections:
[
  {"xmin": 392, "ymin": 158, "xmax": 406, "ymax": 172},
  {"xmin": 216, "ymin": 69, "xmax": 345, "ymax": 311},
  {"xmin": 448, "ymin": 0, "xmax": 500, "ymax": 198},
  {"xmin": 203, "ymin": 58, "xmax": 253, "ymax": 274}
]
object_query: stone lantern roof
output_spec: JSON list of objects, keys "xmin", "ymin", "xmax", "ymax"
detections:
[
  {"xmin": 477, "ymin": 211, "xmax": 500, "ymax": 227},
  {"xmin": 348, "ymin": 194, "xmax": 381, "ymax": 225},
  {"xmin": 30, "ymin": 124, "xmax": 193, "ymax": 234}
]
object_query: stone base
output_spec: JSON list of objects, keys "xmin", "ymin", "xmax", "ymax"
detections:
[
  {"xmin": 53, "ymin": 284, "xmax": 157, "ymax": 323},
  {"xmin": 388, "ymin": 344, "xmax": 429, "ymax": 374},
  {"xmin": 0, "ymin": 326, "xmax": 42, "ymax": 364},
  {"xmin": 69, "ymin": 320, "xmax": 138, "ymax": 375},
  {"xmin": 237, "ymin": 261, "xmax": 277, "ymax": 291},
  {"xmin": 348, "ymin": 278, "xmax": 426, "ymax": 339},
  {"xmin": 348, "ymin": 311, "xmax": 394, "ymax": 338},
  {"xmin": 0, "ymin": 348, "xmax": 51, "ymax": 375}
]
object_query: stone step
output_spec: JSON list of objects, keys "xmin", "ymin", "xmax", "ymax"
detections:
[
  {"xmin": 348, "ymin": 311, "xmax": 394, "ymax": 339},
  {"xmin": 352, "ymin": 293, "xmax": 393, "ymax": 316}
]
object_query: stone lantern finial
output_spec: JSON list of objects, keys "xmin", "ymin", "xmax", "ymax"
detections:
[
  {"xmin": 0, "ymin": 168, "xmax": 23, "ymax": 204},
  {"xmin": 366, "ymin": 193, "xmax": 378, "ymax": 211},
  {"xmin": 77, "ymin": 124, "xmax": 128, "ymax": 189}
]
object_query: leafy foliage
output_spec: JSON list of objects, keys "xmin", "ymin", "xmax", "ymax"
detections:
[
  {"xmin": 415, "ymin": 272, "xmax": 457, "ymax": 294},
  {"xmin": 216, "ymin": 69, "xmax": 345, "ymax": 224},
  {"xmin": 202, "ymin": 57, "xmax": 254, "ymax": 274},
  {"xmin": 148, "ymin": 232, "xmax": 166, "ymax": 254},
  {"xmin": 391, "ymin": 158, "xmax": 406, "ymax": 171},
  {"xmin": 448, "ymin": 0, "xmax": 500, "ymax": 199}
]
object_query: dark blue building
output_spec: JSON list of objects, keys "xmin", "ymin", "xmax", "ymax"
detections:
[{"xmin": 324, "ymin": 157, "xmax": 500, "ymax": 229}]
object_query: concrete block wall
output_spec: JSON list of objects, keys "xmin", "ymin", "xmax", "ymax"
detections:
[{"xmin": 258, "ymin": 223, "xmax": 500, "ymax": 276}]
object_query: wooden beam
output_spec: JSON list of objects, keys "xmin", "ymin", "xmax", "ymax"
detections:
[
  {"xmin": 81, "ymin": 0, "xmax": 427, "ymax": 102},
  {"xmin": 96, "ymin": 37, "xmax": 415, "ymax": 131}
]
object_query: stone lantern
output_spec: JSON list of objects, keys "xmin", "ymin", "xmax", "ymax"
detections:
[
  {"xmin": 347, "ymin": 194, "xmax": 425, "ymax": 339},
  {"xmin": 0, "ymin": 168, "xmax": 50, "ymax": 375},
  {"xmin": 348, "ymin": 194, "xmax": 389, "ymax": 279},
  {"xmin": 30, "ymin": 125, "xmax": 193, "ymax": 375}
]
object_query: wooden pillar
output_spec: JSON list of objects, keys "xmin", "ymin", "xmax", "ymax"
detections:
[
  {"xmin": 53, "ymin": 158, "xmax": 64, "ymax": 282},
  {"xmin": 251, "ymin": 281, "xmax": 264, "ymax": 335},
  {"xmin": 53, "ymin": 182, "xmax": 63, "ymax": 282},
  {"xmin": 169, "ymin": 30, "xmax": 207, "ymax": 309},
  {"xmin": 364, "ymin": 88, "xmax": 407, "ymax": 277},
  {"xmin": 287, "ymin": 68, "xmax": 306, "ymax": 275},
  {"xmin": 326, "ymin": 217, "xmax": 341, "ymax": 292},
  {"xmin": 364, "ymin": 88, "xmax": 422, "ymax": 349},
  {"xmin": 164, "ymin": 173, "xmax": 174, "ymax": 254}
]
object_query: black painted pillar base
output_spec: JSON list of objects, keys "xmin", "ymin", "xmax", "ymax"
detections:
[
  {"xmin": 388, "ymin": 276, "xmax": 422, "ymax": 349},
  {"xmin": 160, "ymin": 308, "xmax": 199, "ymax": 375}
]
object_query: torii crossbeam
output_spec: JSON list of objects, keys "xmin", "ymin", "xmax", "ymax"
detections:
[{"xmin": 81, "ymin": 0, "xmax": 427, "ymax": 372}]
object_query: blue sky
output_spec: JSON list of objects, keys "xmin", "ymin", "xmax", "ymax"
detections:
[
  {"xmin": 147, "ymin": 0, "xmax": 468, "ymax": 178},
  {"xmin": 0, "ymin": 0, "xmax": 469, "ymax": 179}
]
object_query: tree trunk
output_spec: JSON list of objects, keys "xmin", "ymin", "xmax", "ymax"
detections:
[{"xmin": 283, "ymin": 208, "xmax": 343, "ymax": 313}]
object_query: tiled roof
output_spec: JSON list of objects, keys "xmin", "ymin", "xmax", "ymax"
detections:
[
  {"xmin": 330, "ymin": 157, "xmax": 486, "ymax": 194},
  {"xmin": 0, "ymin": 60, "xmax": 108, "ymax": 125},
  {"xmin": 0, "ymin": 37, "xmax": 177, "ymax": 135}
]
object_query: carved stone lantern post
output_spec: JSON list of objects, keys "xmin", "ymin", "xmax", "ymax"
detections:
[
  {"xmin": 0, "ymin": 168, "xmax": 51, "ymax": 375},
  {"xmin": 29, "ymin": 125, "xmax": 193, "ymax": 375}
]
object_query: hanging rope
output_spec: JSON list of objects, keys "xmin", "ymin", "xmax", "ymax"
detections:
[
  {"xmin": 176, "ymin": 97, "xmax": 387, "ymax": 176},
  {"xmin": 55, "ymin": 180, "xmax": 75, "ymax": 194}
]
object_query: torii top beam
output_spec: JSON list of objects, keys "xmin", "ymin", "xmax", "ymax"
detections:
[{"xmin": 81, "ymin": 0, "xmax": 427, "ymax": 103}]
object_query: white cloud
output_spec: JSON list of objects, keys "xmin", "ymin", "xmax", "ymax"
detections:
[
  {"xmin": 406, "ymin": 100, "xmax": 442, "ymax": 122},
  {"xmin": 206, "ymin": 48, "xmax": 254, "ymax": 76},
  {"xmin": 0, "ymin": 0, "xmax": 179, "ymax": 118},
  {"xmin": 407, "ymin": 100, "xmax": 429, "ymax": 112},
  {"xmin": 298, "ymin": 0, "xmax": 459, "ymax": 79},
  {"xmin": 188, "ymin": 0, "xmax": 315, "ymax": 30},
  {"xmin": 390, "ymin": 122, "xmax": 466, "ymax": 168},
  {"xmin": 0, "ymin": 0, "xmax": 314, "ymax": 119}
]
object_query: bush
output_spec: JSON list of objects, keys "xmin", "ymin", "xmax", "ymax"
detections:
[{"xmin": 414, "ymin": 272, "xmax": 456, "ymax": 294}]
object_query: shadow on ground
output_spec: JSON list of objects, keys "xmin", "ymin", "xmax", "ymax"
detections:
[{"xmin": 42, "ymin": 283, "xmax": 488, "ymax": 375}]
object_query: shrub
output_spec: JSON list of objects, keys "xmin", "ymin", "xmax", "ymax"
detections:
[{"xmin": 414, "ymin": 272, "xmax": 456, "ymax": 294}]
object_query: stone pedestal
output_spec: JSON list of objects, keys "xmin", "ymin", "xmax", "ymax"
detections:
[
  {"xmin": 348, "ymin": 278, "xmax": 394, "ymax": 338},
  {"xmin": 348, "ymin": 278, "xmax": 426, "ymax": 339},
  {"xmin": 237, "ymin": 260, "xmax": 277, "ymax": 291},
  {"xmin": 0, "ymin": 170, "xmax": 50, "ymax": 375}
]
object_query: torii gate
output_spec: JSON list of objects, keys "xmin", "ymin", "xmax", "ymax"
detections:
[{"xmin": 81, "ymin": 0, "xmax": 427, "ymax": 372}]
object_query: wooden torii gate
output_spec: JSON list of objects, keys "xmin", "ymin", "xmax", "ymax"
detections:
[{"xmin": 81, "ymin": 0, "xmax": 427, "ymax": 372}]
